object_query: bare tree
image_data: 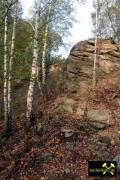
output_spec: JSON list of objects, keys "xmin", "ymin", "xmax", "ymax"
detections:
[
  {"xmin": 42, "ymin": 4, "xmax": 52, "ymax": 100},
  {"xmin": 8, "ymin": 1, "xmax": 18, "ymax": 125},
  {"xmin": 4, "ymin": 13, "xmax": 9, "ymax": 133},
  {"xmin": 26, "ymin": 0, "xmax": 41, "ymax": 126},
  {"xmin": 3, "ymin": 0, "xmax": 18, "ymax": 134}
]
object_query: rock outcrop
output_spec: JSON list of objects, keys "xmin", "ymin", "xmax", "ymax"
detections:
[
  {"xmin": 48, "ymin": 38, "xmax": 120, "ymax": 122},
  {"xmin": 66, "ymin": 38, "xmax": 120, "ymax": 95},
  {"xmin": 54, "ymin": 38, "xmax": 120, "ymax": 128}
]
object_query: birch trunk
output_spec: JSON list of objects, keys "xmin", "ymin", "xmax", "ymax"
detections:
[
  {"xmin": 8, "ymin": 2, "xmax": 17, "ymax": 120},
  {"xmin": 26, "ymin": 0, "xmax": 40, "ymax": 125},
  {"xmin": 4, "ymin": 15, "xmax": 8, "ymax": 132},
  {"xmin": 93, "ymin": 0, "xmax": 98, "ymax": 91},
  {"xmin": 42, "ymin": 6, "xmax": 51, "ymax": 100},
  {"xmin": 42, "ymin": 23, "xmax": 49, "ymax": 99}
]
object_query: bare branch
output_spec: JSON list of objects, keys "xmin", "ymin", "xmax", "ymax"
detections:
[
  {"xmin": 105, "ymin": 0, "xmax": 120, "ymax": 42},
  {"xmin": 5, "ymin": 0, "xmax": 19, "ymax": 17},
  {"xmin": 27, "ymin": 21, "xmax": 35, "ymax": 32}
]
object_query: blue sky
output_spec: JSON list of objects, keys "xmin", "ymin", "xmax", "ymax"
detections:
[{"xmin": 20, "ymin": 0, "xmax": 94, "ymax": 57}]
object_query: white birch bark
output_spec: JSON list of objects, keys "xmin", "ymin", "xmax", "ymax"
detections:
[
  {"xmin": 4, "ymin": 15, "xmax": 8, "ymax": 132},
  {"xmin": 42, "ymin": 5, "xmax": 52, "ymax": 98},
  {"xmin": 93, "ymin": 0, "xmax": 98, "ymax": 90},
  {"xmin": 26, "ymin": 0, "xmax": 40, "ymax": 123},
  {"xmin": 8, "ymin": 2, "xmax": 17, "ymax": 118},
  {"xmin": 36, "ymin": 65, "xmax": 42, "ymax": 91},
  {"xmin": 42, "ymin": 23, "xmax": 49, "ymax": 85}
]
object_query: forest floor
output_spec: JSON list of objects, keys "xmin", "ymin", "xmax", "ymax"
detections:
[{"xmin": 0, "ymin": 84, "xmax": 120, "ymax": 180}]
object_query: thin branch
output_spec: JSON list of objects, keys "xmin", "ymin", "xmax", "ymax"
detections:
[
  {"xmin": 27, "ymin": 21, "xmax": 35, "ymax": 32},
  {"xmin": 0, "ymin": 0, "xmax": 19, "ymax": 27},
  {"xmin": 5, "ymin": 0, "xmax": 19, "ymax": 17}
]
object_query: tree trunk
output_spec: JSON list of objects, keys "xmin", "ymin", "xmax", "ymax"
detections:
[
  {"xmin": 42, "ymin": 24, "xmax": 48, "ymax": 100},
  {"xmin": 42, "ymin": 6, "xmax": 52, "ymax": 101},
  {"xmin": 93, "ymin": 0, "xmax": 98, "ymax": 91},
  {"xmin": 26, "ymin": 0, "xmax": 40, "ymax": 126},
  {"xmin": 8, "ymin": 2, "xmax": 17, "ymax": 124},
  {"xmin": 4, "ymin": 15, "xmax": 9, "ymax": 133}
]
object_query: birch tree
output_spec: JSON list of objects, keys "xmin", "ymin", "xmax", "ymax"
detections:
[
  {"xmin": 3, "ymin": 0, "xmax": 18, "ymax": 133},
  {"xmin": 26, "ymin": 0, "xmax": 41, "ymax": 126},
  {"xmin": 36, "ymin": 0, "xmax": 75, "ymax": 98},
  {"xmin": 4, "ymin": 12, "xmax": 9, "ymax": 133},
  {"xmin": 92, "ymin": 0, "xmax": 120, "ymax": 42},
  {"xmin": 42, "ymin": 4, "xmax": 52, "ymax": 100},
  {"xmin": 93, "ymin": 0, "xmax": 99, "ymax": 91},
  {"xmin": 8, "ymin": 1, "xmax": 18, "ymax": 123}
]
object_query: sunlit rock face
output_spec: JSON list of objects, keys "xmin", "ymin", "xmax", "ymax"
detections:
[
  {"xmin": 47, "ymin": 38, "xmax": 120, "ymax": 97},
  {"xmin": 66, "ymin": 38, "xmax": 120, "ymax": 95},
  {"xmin": 48, "ymin": 38, "xmax": 120, "ymax": 119}
]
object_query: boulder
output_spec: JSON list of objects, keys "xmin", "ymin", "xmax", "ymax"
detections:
[
  {"xmin": 87, "ymin": 109, "xmax": 110, "ymax": 129},
  {"xmin": 98, "ymin": 136, "xmax": 111, "ymax": 146},
  {"xmin": 76, "ymin": 107, "xmax": 85, "ymax": 116},
  {"xmin": 87, "ymin": 109, "xmax": 110, "ymax": 121},
  {"xmin": 61, "ymin": 127, "xmax": 74, "ymax": 138},
  {"xmin": 58, "ymin": 97, "xmax": 76, "ymax": 113},
  {"xmin": 89, "ymin": 121, "xmax": 108, "ymax": 130}
]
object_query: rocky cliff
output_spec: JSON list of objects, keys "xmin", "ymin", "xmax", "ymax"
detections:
[
  {"xmin": 54, "ymin": 38, "xmax": 120, "ymax": 130},
  {"xmin": 66, "ymin": 38, "xmax": 120, "ymax": 96}
]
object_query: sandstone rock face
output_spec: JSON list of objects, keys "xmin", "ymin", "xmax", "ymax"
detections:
[
  {"xmin": 50, "ymin": 38, "xmax": 120, "ymax": 126},
  {"xmin": 66, "ymin": 38, "xmax": 120, "ymax": 95}
]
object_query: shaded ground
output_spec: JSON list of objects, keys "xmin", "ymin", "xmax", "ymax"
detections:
[{"xmin": 0, "ymin": 83, "xmax": 120, "ymax": 180}]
